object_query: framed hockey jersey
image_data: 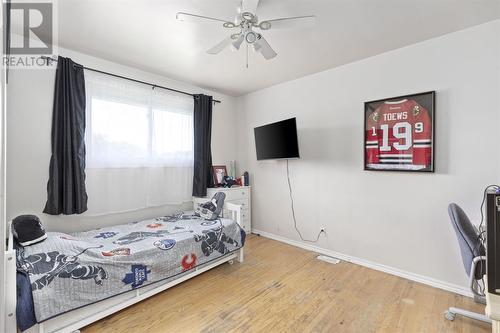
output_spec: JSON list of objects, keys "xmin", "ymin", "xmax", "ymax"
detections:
[{"xmin": 364, "ymin": 91, "xmax": 435, "ymax": 172}]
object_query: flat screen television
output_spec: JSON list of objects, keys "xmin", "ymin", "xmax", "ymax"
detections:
[{"xmin": 254, "ymin": 118, "xmax": 300, "ymax": 160}]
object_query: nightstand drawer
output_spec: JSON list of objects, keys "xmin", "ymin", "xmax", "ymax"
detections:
[
  {"xmin": 241, "ymin": 209, "xmax": 250, "ymax": 221},
  {"xmin": 223, "ymin": 208, "xmax": 250, "ymax": 219},
  {"xmin": 240, "ymin": 224, "xmax": 251, "ymax": 233},
  {"xmin": 208, "ymin": 187, "xmax": 249, "ymax": 201},
  {"xmin": 226, "ymin": 198, "xmax": 249, "ymax": 209}
]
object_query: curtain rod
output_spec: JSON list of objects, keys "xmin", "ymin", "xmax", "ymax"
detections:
[{"xmin": 41, "ymin": 56, "xmax": 221, "ymax": 104}]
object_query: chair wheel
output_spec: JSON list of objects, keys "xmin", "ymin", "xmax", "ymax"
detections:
[
  {"xmin": 444, "ymin": 310, "xmax": 456, "ymax": 321},
  {"xmin": 228, "ymin": 260, "xmax": 234, "ymax": 265}
]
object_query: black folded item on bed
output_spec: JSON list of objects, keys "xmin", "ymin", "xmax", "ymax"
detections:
[{"xmin": 12, "ymin": 215, "xmax": 47, "ymax": 246}]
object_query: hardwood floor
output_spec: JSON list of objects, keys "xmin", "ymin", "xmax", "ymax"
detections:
[{"xmin": 82, "ymin": 235, "xmax": 490, "ymax": 333}]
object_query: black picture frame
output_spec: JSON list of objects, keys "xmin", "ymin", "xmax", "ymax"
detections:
[{"xmin": 364, "ymin": 91, "xmax": 435, "ymax": 173}]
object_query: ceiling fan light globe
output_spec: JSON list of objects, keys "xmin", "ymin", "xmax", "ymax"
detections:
[
  {"xmin": 259, "ymin": 21, "xmax": 271, "ymax": 30},
  {"xmin": 242, "ymin": 12, "xmax": 254, "ymax": 21},
  {"xmin": 232, "ymin": 35, "xmax": 245, "ymax": 49},
  {"xmin": 223, "ymin": 22, "xmax": 236, "ymax": 28},
  {"xmin": 246, "ymin": 31, "xmax": 257, "ymax": 44}
]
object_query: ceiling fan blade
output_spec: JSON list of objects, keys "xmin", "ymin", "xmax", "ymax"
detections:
[
  {"xmin": 240, "ymin": 0, "xmax": 260, "ymax": 14},
  {"xmin": 254, "ymin": 35, "xmax": 277, "ymax": 60},
  {"xmin": 232, "ymin": 34, "xmax": 245, "ymax": 50},
  {"xmin": 176, "ymin": 12, "xmax": 232, "ymax": 25},
  {"xmin": 207, "ymin": 36, "xmax": 234, "ymax": 54},
  {"xmin": 259, "ymin": 15, "xmax": 316, "ymax": 30}
]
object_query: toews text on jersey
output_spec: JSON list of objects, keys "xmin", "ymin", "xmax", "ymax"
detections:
[{"xmin": 366, "ymin": 99, "xmax": 432, "ymax": 170}]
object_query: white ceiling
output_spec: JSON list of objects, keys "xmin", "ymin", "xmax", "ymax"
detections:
[{"xmin": 31, "ymin": 0, "xmax": 500, "ymax": 95}]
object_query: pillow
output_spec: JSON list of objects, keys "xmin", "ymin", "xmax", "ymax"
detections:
[
  {"xmin": 195, "ymin": 192, "xmax": 225, "ymax": 220},
  {"xmin": 12, "ymin": 215, "xmax": 47, "ymax": 246}
]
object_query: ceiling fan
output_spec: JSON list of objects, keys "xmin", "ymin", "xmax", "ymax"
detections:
[{"xmin": 176, "ymin": 0, "xmax": 316, "ymax": 64}]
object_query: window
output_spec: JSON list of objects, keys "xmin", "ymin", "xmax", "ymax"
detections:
[
  {"xmin": 84, "ymin": 71, "xmax": 195, "ymax": 214},
  {"xmin": 85, "ymin": 71, "xmax": 194, "ymax": 168}
]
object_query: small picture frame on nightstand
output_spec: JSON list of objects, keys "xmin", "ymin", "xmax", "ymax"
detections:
[{"xmin": 212, "ymin": 165, "xmax": 227, "ymax": 187}]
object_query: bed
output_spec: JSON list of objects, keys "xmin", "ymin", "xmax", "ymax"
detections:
[{"xmin": 5, "ymin": 201, "xmax": 245, "ymax": 333}]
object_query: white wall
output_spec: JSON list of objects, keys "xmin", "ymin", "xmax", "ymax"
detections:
[
  {"xmin": 7, "ymin": 47, "xmax": 238, "ymax": 232},
  {"xmin": 237, "ymin": 20, "xmax": 500, "ymax": 291}
]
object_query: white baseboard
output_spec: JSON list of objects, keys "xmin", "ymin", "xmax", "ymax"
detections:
[{"xmin": 252, "ymin": 228, "xmax": 473, "ymax": 298}]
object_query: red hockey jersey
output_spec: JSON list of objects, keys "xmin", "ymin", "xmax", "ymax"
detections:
[{"xmin": 365, "ymin": 99, "xmax": 432, "ymax": 170}]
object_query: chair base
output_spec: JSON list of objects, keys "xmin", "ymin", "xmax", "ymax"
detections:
[{"xmin": 445, "ymin": 307, "xmax": 491, "ymax": 324}]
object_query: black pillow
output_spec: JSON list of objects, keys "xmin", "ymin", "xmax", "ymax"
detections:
[{"xmin": 12, "ymin": 215, "xmax": 47, "ymax": 246}]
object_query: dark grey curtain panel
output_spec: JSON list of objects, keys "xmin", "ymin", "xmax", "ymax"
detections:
[
  {"xmin": 192, "ymin": 94, "xmax": 214, "ymax": 197},
  {"xmin": 43, "ymin": 56, "xmax": 88, "ymax": 215}
]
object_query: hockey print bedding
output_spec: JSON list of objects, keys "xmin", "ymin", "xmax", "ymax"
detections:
[{"xmin": 16, "ymin": 212, "xmax": 245, "ymax": 323}]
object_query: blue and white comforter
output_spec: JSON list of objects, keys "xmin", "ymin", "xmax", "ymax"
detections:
[{"xmin": 16, "ymin": 212, "xmax": 245, "ymax": 322}]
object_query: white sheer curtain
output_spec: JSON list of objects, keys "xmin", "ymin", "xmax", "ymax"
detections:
[{"xmin": 84, "ymin": 71, "xmax": 194, "ymax": 215}]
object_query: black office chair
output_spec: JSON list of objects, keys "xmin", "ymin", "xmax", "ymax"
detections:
[{"xmin": 445, "ymin": 203, "xmax": 491, "ymax": 323}]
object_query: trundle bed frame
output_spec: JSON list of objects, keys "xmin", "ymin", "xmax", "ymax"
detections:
[{"xmin": 4, "ymin": 201, "xmax": 244, "ymax": 333}]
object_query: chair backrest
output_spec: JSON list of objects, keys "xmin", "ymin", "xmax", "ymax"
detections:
[{"xmin": 448, "ymin": 203, "xmax": 485, "ymax": 279}]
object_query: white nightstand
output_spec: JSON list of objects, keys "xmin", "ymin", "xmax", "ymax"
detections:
[{"xmin": 195, "ymin": 186, "xmax": 251, "ymax": 233}]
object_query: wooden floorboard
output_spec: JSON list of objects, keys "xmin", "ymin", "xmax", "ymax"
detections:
[{"xmin": 82, "ymin": 235, "xmax": 490, "ymax": 333}]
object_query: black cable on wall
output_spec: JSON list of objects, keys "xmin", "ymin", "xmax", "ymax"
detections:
[{"xmin": 286, "ymin": 159, "xmax": 325, "ymax": 243}]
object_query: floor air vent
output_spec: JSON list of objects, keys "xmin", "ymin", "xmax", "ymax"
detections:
[{"xmin": 316, "ymin": 255, "xmax": 340, "ymax": 265}]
